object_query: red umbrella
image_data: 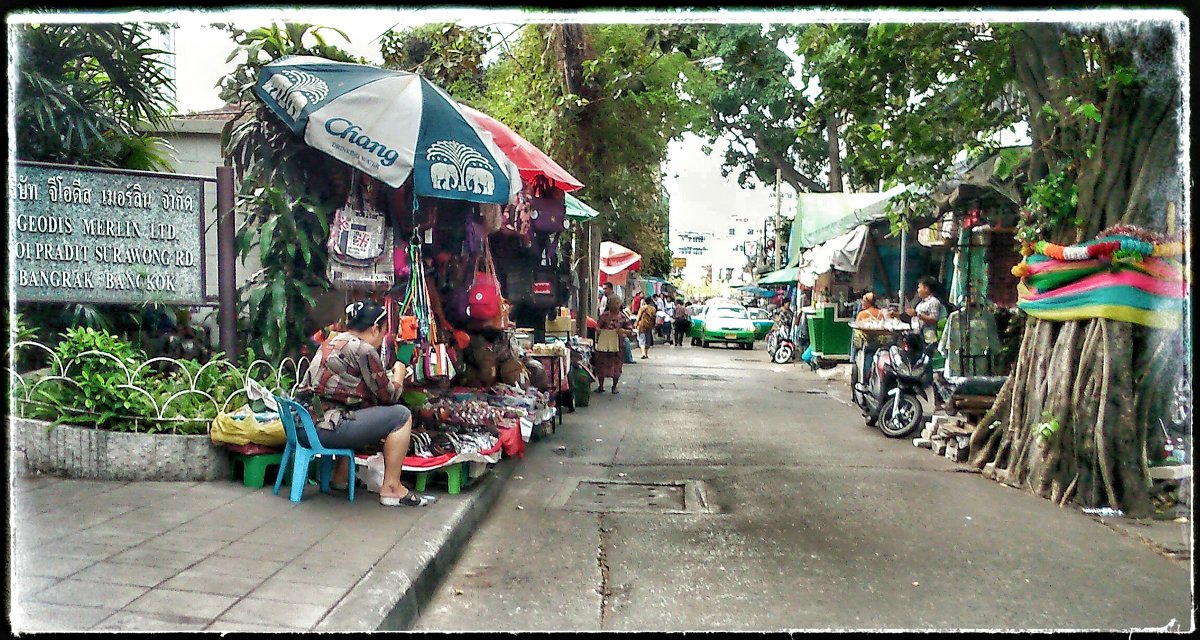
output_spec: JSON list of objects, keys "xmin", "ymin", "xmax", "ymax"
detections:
[{"xmin": 458, "ymin": 103, "xmax": 584, "ymax": 192}]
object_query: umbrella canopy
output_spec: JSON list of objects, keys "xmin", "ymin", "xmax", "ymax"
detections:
[
  {"xmin": 254, "ymin": 55, "xmax": 520, "ymax": 204},
  {"xmin": 565, "ymin": 193, "xmax": 600, "ymax": 221},
  {"xmin": 457, "ymin": 103, "xmax": 584, "ymax": 192},
  {"xmin": 734, "ymin": 285, "xmax": 777, "ymax": 297},
  {"xmin": 599, "ymin": 241, "xmax": 641, "ymax": 275},
  {"xmin": 758, "ymin": 266, "xmax": 799, "ymax": 286}
]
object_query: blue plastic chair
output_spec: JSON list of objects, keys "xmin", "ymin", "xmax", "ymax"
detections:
[{"xmin": 273, "ymin": 396, "xmax": 356, "ymax": 503}]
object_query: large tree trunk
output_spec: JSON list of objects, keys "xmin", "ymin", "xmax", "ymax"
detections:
[
  {"xmin": 969, "ymin": 318, "xmax": 1185, "ymax": 517},
  {"xmin": 826, "ymin": 112, "xmax": 844, "ymax": 192},
  {"xmin": 969, "ymin": 21, "xmax": 1187, "ymax": 517}
]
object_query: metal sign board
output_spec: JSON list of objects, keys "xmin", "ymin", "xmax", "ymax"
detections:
[
  {"xmin": 9, "ymin": 162, "xmax": 207, "ymax": 305},
  {"xmin": 672, "ymin": 257, "xmax": 687, "ymax": 268}
]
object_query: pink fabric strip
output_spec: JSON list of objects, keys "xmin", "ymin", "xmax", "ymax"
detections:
[{"xmin": 1021, "ymin": 268, "xmax": 1187, "ymax": 301}]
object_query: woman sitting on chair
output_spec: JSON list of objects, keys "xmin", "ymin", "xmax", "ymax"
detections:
[{"xmin": 297, "ymin": 300, "xmax": 436, "ymax": 507}]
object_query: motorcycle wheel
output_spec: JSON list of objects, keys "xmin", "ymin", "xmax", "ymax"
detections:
[
  {"xmin": 879, "ymin": 394, "xmax": 923, "ymax": 438},
  {"xmin": 773, "ymin": 343, "xmax": 793, "ymax": 364}
]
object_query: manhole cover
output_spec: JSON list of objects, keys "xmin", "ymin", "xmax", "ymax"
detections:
[{"xmin": 552, "ymin": 479, "xmax": 710, "ymax": 514}]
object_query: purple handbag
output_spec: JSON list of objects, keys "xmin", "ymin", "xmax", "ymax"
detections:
[{"xmin": 528, "ymin": 176, "xmax": 568, "ymax": 234}]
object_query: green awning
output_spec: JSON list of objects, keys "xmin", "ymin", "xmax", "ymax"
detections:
[
  {"xmin": 789, "ymin": 187, "xmax": 906, "ymax": 256},
  {"xmin": 565, "ymin": 193, "xmax": 600, "ymax": 221},
  {"xmin": 758, "ymin": 266, "xmax": 799, "ymax": 285}
]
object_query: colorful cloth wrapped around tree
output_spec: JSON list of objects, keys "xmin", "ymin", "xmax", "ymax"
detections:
[{"xmin": 1014, "ymin": 231, "xmax": 1188, "ymax": 329}]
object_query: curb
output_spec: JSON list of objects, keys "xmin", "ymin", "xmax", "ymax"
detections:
[{"xmin": 314, "ymin": 457, "xmax": 516, "ymax": 631}]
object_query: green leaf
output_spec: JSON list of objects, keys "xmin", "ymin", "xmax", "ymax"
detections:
[{"xmin": 1074, "ymin": 102, "xmax": 1101, "ymax": 123}]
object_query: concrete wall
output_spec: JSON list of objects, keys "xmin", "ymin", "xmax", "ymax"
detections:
[
  {"xmin": 10, "ymin": 417, "xmax": 231, "ymax": 481},
  {"xmin": 153, "ymin": 117, "xmax": 263, "ymax": 345}
]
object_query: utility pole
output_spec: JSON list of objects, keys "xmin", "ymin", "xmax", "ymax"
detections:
[{"xmin": 774, "ymin": 167, "xmax": 783, "ymax": 269}]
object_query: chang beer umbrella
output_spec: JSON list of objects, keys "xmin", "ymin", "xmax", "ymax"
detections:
[{"xmin": 254, "ymin": 55, "xmax": 520, "ymax": 204}]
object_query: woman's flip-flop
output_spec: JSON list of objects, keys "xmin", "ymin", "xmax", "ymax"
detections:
[{"xmin": 380, "ymin": 492, "xmax": 437, "ymax": 507}]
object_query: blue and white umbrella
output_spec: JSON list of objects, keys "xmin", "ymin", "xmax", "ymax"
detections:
[{"xmin": 254, "ymin": 55, "xmax": 520, "ymax": 204}]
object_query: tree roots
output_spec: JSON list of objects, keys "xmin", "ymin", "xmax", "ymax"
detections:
[{"xmin": 968, "ymin": 317, "xmax": 1183, "ymax": 517}]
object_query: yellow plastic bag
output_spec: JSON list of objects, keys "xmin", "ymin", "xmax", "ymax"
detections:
[{"xmin": 210, "ymin": 411, "xmax": 286, "ymax": 447}]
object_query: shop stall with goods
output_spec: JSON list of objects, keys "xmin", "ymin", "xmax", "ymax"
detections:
[{"xmin": 215, "ymin": 55, "xmax": 605, "ymax": 497}]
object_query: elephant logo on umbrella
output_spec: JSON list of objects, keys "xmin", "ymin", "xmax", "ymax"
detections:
[
  {"xmin": 427, "ymin": 141, "xmax": 496, "ymax": 195},
  {"xmin": 263, "ymin": 70, "xmax": 329, "ymax": 120}
]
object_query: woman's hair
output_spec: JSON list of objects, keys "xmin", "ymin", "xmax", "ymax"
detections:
[
  {"xmin": 345, "ymin": 300, "xmax": 387, "ymax": 331},
  {"xmin": 918, "ymin": 276, "xmax": 939, "ymax": 292},
  {"xmin": 862, "ymin": 292, "xmax": 876, "ymax": 307},
  {"xmin": 606, "ymin": 296, "xmax": 624, "ymax": 312}
]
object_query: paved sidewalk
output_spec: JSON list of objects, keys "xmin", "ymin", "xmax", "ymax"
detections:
[{"xmin": 8, "ymin": 457, "xmax": 515, "ymax": 632}]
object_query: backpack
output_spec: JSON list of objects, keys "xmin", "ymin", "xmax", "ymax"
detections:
[{"xmin": 673, "ymin": 304, "xmax": 688, "ymax": 321}]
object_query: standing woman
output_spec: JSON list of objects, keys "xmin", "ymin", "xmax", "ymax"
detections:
[
  {"xmin": 297, "ymin": 301, "xmax": 436, "ymax": 507},
  {"xmin": 594, "ymin": 296, "xmax": 632, "ymax": 394}
]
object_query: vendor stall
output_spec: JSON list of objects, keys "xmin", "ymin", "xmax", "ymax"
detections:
[{"xmin": 796, "ymin": 225, "xmax": 878, "ymax": 364}]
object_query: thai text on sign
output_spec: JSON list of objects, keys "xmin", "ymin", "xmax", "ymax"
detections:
[{"xmin": 9, "ymin": 162, "xmax": 206, "ymax": 305}]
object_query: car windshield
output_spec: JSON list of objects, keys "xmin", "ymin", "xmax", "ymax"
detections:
[
  {"xmin": 749, "ymin": 309, "xmax": 768, "ymax": 319},
  {"xmin": 710, "ymin": 307, "xmax": 748, "ymax": 319}
]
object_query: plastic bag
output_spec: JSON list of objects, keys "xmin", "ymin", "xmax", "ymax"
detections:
[
  {"xmin": 356, "ymin": 453, "xmax": 386, "ymax": 493},
  {"xmin": 210, "ymin": 411, "xmax": 286, "ymax": 447}
]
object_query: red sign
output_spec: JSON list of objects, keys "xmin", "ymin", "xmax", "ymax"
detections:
[{"xmin": 532, "ymin": 282, "xmax": 552, "ymax": 295}]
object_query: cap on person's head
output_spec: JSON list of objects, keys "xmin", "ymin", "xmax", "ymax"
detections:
[{"xmin": 345, "ymin": 300, "xmax": 387, "ymax": 331}]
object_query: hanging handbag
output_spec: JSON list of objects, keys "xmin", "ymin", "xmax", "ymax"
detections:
[
  {"xmin": 393, "ymin": 233, "xmax": 411, "ymax": 279},
  {"xmin": 467, "ymin": 238, "xmax": 502, "ymax": 322},
  {"xmin": 329, "ymin": 175, "xmax": 388, "ymax": 265},
  {"xmin": 327, "ymin": 233, "xmax": 394, "ymax": 289},
  {"xmin": 480, "ymin": 203, "xmax": 504, "ymax": 234},
  {"xmin": 528, "ymin": 176, "xmax": 568, "ymax": 234},
  {"xmin": 327, "ymin": 173, "xmax": 394, "ymax": 290}
]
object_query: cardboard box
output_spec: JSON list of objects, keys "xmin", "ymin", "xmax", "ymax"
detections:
[{"xmin": 545, "ymin": 317, "xmax": 576, "ymax": 334}]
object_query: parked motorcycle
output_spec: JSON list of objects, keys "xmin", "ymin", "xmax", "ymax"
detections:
[
  {"xmin": 850, "ymin": 330, "xmax": 929, "ymax": 438},
  {"xmin": 766, "ymin": 326, "xmax": 792, "ymax": 363}
]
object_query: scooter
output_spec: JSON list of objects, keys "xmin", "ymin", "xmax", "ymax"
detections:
[
  {"xmin": 767, "ymin": 326, "xmax": 790, "ymax": 363},
  {"xmin": 851, "ymin": 330, "xmax": 930, "ymax": 438}
]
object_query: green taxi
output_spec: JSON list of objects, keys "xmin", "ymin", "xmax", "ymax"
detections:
[
  {"xmin": 689, "ymin": 304, "xmax": 757, "ymax": 349},
  {"xmin": 747, "ymin": 307, "xmax": 775, "ymax": 340}
]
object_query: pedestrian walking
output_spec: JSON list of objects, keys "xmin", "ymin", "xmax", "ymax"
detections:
[
  {"xmin": 636, "ymin": 295, "xmax": 657, "ymax": 359},
  {"xmin": 672, "ymin": 297, "xmax": 691, "ymax": 346},
  {"xmin": 594, "ymin": 296, "xmax": 632, "ymax": 394}
]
